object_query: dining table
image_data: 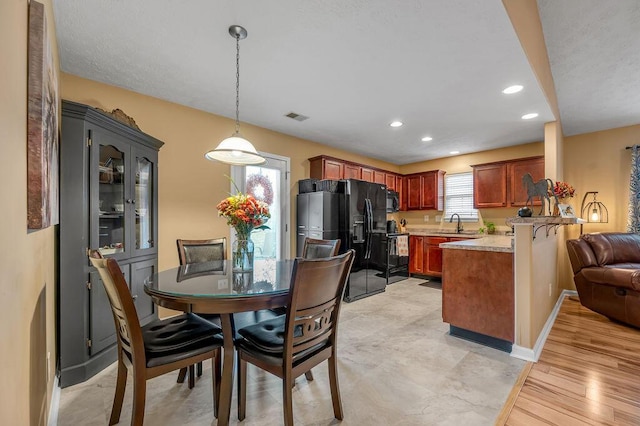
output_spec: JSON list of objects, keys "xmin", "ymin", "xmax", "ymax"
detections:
[{"xmin": 145, "ymin": 258, "xmax": 295, "ymax": 426}]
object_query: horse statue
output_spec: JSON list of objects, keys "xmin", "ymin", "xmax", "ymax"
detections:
[{"xmin": 522, "ymin": 173, "xmax": 557, "ymax": 215}]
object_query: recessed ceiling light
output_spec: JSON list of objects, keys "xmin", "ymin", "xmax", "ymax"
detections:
[
  {"xmin": 421, "ymin": 136, "xmax": 433, "ymax": 142},
  {"xmin": 502, "ymin": 85, "xmax": 523, "ymax": 94},
  {"xmin": 450, "ymin": 151, "xmax": 460, "ymax": 155},
  {"xmin": 521, "ymin": 113, "xmax": 539, "ymax": 120},
  {"xmin": 389, "ymin": 121, "xmax": 403, "ymax": 128}
]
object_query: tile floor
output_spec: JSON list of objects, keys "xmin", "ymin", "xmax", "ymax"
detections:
[{"xmin": 57, "ymin": 278, "xmax": 525, "ymax": 425}]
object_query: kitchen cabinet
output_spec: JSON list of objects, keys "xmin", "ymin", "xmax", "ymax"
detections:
[
  {"xmin": 409, "ymin": 236, "xmax": 424, "ymax": 274},
  {"xmin": 386, "ymin": 173, "xmax": 396, "ymax": 191},
  {"xmin": 406, "ymin": 170, "xmax": 445, "ymax": 210},
  {"xmin": 310, "ymin": 156, "xmax": 344, "ymax": 180},
  {"xmin": 396, "ymin": 176, "xmax": 406, "ymax": 211},
  {"xmin": 373, "ymin": 170, "xmax": 386, "ymax": 185},
  {"xmin": 508, "ymin": 156, "xmax": 545, "ymax": 206},
  {"xmin": 472, "ymin": 156, "xmax": 544, "ymax": 208},
  {"xmin": 344, "ymin": 163, "xmax": 361, "ymax": 179},
  {"xmin": 59, "ymin": 100, "xmax": 163, "ymax": 387},
  {"xmin": 361, "ymin": 167, "xmax": 374, "ymax": 182},
  {"xmin": 409, "ymin": 235, "xmax": 470, "ymax": 277}
]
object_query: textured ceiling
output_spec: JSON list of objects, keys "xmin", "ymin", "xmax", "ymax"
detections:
[
  {"xmin": 52, "ymin": 1, "xmax": 637, "ymax": 165},
  {"xmin": 538, "ymin": 0, "xmax": 640, "ymax": 137}
]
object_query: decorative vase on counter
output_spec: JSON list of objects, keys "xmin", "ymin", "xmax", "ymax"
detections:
[{"xmin": 232, "ymin": 238, "xmax": 254, "ymax": 272}]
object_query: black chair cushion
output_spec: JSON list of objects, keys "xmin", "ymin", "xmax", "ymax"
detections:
[
  {"xmin": 233, "ymin": 310, "xmax": 282, "ymax": 341},
  {"xmin": 142, "ymin": 313, "xmax": 223, "ymax": 368}
]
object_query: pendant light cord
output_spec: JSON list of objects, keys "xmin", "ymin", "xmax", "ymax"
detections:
[{"xmin": 235, "ymin": 33, "xmax": 241, "ymax": 134}]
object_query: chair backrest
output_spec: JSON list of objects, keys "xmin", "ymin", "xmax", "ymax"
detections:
[
  {"xmin": 88, "ymin": 251, "xmax": 144, "ymax": 363},
  {"xmin": 177, "ymin": 238, "xmax": 227, "ymax": 265},
  {"xmin": 302, "ymin": 238, "xmax": 341, "ymax": 259},
  {"xmin": 283, "ymin": 250, "xmax": 355, "ymax": 361}
]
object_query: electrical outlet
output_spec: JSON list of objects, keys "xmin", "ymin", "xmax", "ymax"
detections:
[
  {"xmin": 218, "ymin": 279, "xmax": 228, "ymax": 289},
  {"xmin": 548, "ymin": 283, "xmax": 553, "ymax": 297},
  {"xmin": 435, "ymin": 215, "xmax": 442, "ymax": 222},
  {"xmin": 47, "ymin": 352, "xmax": 50, "ymax": 382},
  {"xmin": 423, "ymin": 215, "xmax": 429, "ymax": 222}
]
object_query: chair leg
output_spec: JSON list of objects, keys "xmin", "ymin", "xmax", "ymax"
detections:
[
  {"xmin": 177, "ymin": 367, "xmax": 187, "ymax": 383},
  {"xmin": 108, "ymin": 359, "xmax": 127, "ymax": 426},
  {"xmin": 304, "ymin": 370, "xmax": 314, "ymax": 381},
  {"xmin": 212, "ymin": 354, "xmax": 220, "ymax": 419},
  {"xmin": 327, "ymin": 355, "xmax": 343, "ymax": 420},
  {"xmin": 188, "ymin": 364, "xmax": 195, "ymax": 389},
  {"xmin": 131, "ymin": 368, "xmax": 147, "ymax": 426},
  {"xmin": 237, "ymin": 356, "xmax": 247, "ymax": 421},
  {"xmin": 214, "ymin": 349, "xmax": 222, "ymax": 414},
  {"xmin": 283, "ymin": 372, "xmax": 295, "ymax": 426},
  {"xmin": 197, "ymin": 361, "xmax": 203, "ymax": 377}
]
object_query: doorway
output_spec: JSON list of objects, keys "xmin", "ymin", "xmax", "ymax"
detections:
[{"xmin": 231, "ymin": 153, "xmax": 290, "ymax": 260}]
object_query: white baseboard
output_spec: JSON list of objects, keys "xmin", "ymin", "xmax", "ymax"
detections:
[
  {"xmin": 511, "ymin": 290, "xmax": 578, "ymax": 362},
  {"xmin": 48, "ymin": 375, "xmax": 60, "ymax": 426}
]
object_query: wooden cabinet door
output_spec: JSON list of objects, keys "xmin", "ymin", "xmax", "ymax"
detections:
[
  {"xmin": 407, "ymin": 175, "xmax": 422, "ymax": 210},
  {"xmin": 323, "ymin": 159, "xmax": 344, "ymax": 180},
  {"xmin": 396, "ymin": 176, "xmax": 406, "ymax": 211},
  {"xmin": 409, "ymin": 236, "xmax": 424, "ymax": 274},
  {"xmin": 424, "ymin": 237, "xmax": 447, "ymax": 277},
  {"xmin": 361, "ymin": 167, "xmax": 374, "ymax": 182},
  {"xmin": 508, "ymin": 156, "xmax": 544, "ymax": 207},
  {"xmin": 373, "ymin": 170, "xmax": 386, "ymax": 185},
  {"xmin": 420, "ymin": 171, "xmax": 444, "ymax": 210},
  {"xmin": 386, "ymin": 173, "xmax": 396, "ymax": 191},
  {"xmin": 344, "ymin": 164, "xmax": 361, "ymax": 179},
  {"xmin": 473, "ymin": 163, "xmax": 507, "ymax": 208}
]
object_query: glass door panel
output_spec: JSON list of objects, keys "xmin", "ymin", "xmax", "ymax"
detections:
[
  {"xmin": 135, "ymin": 156, "xmax": 154, "ymax": 250},
  {"xmin": 98, "ymin": 144, "xmax": 126, "ymax": 256}
]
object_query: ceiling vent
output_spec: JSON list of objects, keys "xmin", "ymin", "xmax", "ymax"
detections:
[{"xmin": 285, "ymin": 112, "xmax": 309, "ymax": 122}]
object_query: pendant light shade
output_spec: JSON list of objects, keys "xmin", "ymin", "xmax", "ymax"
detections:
[
  {"xmin": 205, "ymin": 133, "xmax": 265, "ymax": 165},
  {"xmin": 205, "ymin": 25, "xmax": 265, "ymax": 165}
]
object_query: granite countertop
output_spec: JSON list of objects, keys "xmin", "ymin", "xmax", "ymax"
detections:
[
  {"xmin": 406, "ymin": 228, "xmax": 484, "ymax": 238},
  {"xmin": 438, "ymin": 235, "xmax": 514, "ymax": 253}
]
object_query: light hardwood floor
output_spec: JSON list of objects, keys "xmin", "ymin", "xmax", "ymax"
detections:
[{"xmin": 498, "ymin": 295, "xmax": 640, "ymax": 425}]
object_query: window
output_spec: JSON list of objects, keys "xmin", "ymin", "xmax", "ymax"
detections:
[{"xmin": 444, "ymin": 172, "xmax": 478, "ymax": 222}]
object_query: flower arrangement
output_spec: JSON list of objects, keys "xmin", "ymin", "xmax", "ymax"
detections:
[
  {"xmin": 551, "ymin": 181, "xmax": 575, "ymax": 200},
  {"xmin": 216, "ymin": 191, "xmax": 270, "ymax": 241}
]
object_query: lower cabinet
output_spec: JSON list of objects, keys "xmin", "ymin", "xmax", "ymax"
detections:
[{"xmin": 409, "ymin": 235, "xmax": 470, "ymax": 278}]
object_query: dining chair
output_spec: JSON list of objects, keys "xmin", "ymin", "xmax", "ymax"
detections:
[
  {"xmin": 302, "ymin": 237, "xmax": 341, "ymax": 259},
  {"xmin": 88, "ymin": 251, "xmax": 223, "ymax": 425},
  {"xmin": 235, "ymin": 250, "xmax": 355, "ymax": 426},
  {"xmin": 176, "ymin": 238, "xmax": 226, "ymax": 387}
]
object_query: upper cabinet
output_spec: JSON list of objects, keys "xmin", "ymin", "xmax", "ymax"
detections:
[
  {"xmin": 472, "ymin": 156, "xmax": 544, "ymax": 208},
  {"xmin": 310, "ymin": 156, "xmax": 343, "ymax": 180},
  {"xmin": 406, "ymin": 170, "xmax": 445, "ymax": 211}
]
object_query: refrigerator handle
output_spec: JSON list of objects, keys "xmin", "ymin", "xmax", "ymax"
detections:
[{"xmin": 364, "ymin": 198, "xmax": 373, "ymax": 259}]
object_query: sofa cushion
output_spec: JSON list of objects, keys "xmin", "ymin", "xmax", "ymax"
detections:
[
  {"xmin": 583, "ymin": 233, "xmax": 640, "ymax": 266},
  {"xmin": 566, "ymin": 238, "xmax": 598, "ymax": 273},
  {"xmin": 580, "ymin": 267, "xmax": 640, "ymax": 291}
]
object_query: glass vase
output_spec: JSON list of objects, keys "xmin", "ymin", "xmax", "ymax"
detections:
[{"xmin": 232, "ymin": 238, "xmax": 254, "ymax": 272}]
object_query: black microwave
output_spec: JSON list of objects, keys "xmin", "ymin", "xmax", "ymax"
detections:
[{"xmin": 386, "ymin": 190, "xmax": 399, "ymax": 212}]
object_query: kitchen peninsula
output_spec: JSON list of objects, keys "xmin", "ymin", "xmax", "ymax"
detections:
[{"xmin": 440, "ymin": 235, "xmax": 514, "ymax": 351}]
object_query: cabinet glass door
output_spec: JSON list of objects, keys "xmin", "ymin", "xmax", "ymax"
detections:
[
  {"xmin": 134, "ymin": 155, "xmax": 154, "ymax": 251},
  {"xmin": 98, "ymin": 144, "xmax": 126, "ymax": 256}
]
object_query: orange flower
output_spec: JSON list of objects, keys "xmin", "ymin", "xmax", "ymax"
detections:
[{"xmin": 217, "ymin": 191, "xmax": 270, "ymax": 239}]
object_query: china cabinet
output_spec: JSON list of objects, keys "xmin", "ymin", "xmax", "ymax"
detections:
[{"xmin": 58, "ymin": 100, "xmax": 163, "ymax": 387}]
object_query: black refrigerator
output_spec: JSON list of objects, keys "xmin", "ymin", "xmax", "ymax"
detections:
[
  {"xmin": 338, "ymin": 179, "xmax": 388, "ymax": 302},
  {"xmin": 296, "ymin": 192, "xmax": 340, "ymax": 257}
]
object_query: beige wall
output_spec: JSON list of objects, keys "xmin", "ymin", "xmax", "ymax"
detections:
[
  {"xmin": 61, "ymin": 74, "xmax": 400, "ymax": 270},
  {"xmin": 0, "ymin": 0, "xmax": 59, "ymax": 424}
]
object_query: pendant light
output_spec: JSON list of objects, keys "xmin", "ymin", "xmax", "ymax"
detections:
[{"xmin": 205, "ymin": 25, "xmax": 265, "ymax": 165}]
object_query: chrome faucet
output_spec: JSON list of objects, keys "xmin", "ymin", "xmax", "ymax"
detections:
[{"xmin": 449, "ymin": 213, "xmax": 463, "ymax": 233}]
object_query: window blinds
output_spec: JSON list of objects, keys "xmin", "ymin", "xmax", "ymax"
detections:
[{"xmin": 444, "ymin": 172, "xmax": 479, "ymax": 222}]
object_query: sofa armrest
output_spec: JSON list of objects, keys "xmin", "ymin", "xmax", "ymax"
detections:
[{"xmin": 580, "ymin": 267, "xmax": 640, "ymax": 291}]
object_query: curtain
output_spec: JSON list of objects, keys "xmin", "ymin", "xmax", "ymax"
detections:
[{"xmin": 627, "ymin": 145, "xmax": 640, "ymax": 233}]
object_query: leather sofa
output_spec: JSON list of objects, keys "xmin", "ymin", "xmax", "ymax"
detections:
[{"xmin": 566, "ymin": 232, "xmax": 640, "ymax": 328}]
